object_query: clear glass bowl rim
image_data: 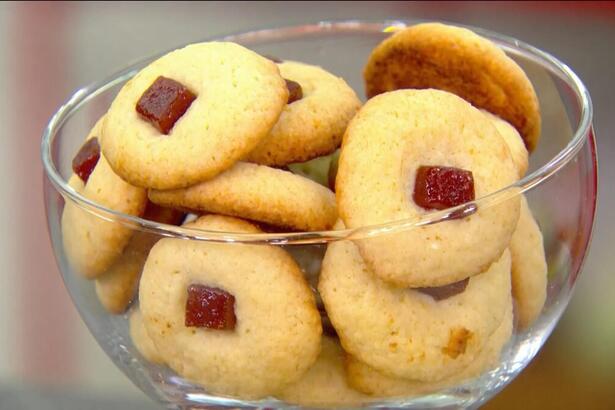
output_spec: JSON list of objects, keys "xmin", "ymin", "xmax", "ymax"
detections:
[{"xmin": 41, "ymin": 19, "xmax": 594, "ymax": 245}]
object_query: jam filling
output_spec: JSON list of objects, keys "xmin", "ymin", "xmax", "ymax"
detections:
[
  {"xmin": 136, "ymin": 76, "xmax": 196, "ymax": 135},
  {"xmin": 185, "ymin": 284, "xmax": 236, "ymax": 330},
  {"xmin": 413, "ymin": 165, "xmax": 475, "ymax": 218},
  {"xmin": 417, "ymin": 278, "xmax": 470, "ymax": 301},
  {"xmin": 72, "ymin": 137, "xmax": 101, "ymax": 183},
  {"xmin": 285, "ymin": 79, "xmax": 303, "ymax": 104}
]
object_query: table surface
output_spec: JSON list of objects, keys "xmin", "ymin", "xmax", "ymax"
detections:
[{"xmin": 0, "ymin": 2, "xmax": 614, "ymax": 409}]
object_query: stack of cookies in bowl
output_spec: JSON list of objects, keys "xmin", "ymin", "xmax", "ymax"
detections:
[{"xmin": 61, "ymin": 22, "xmax": 547, "ymax": 407}]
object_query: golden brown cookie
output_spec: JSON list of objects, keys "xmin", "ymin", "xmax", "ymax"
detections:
[
  {"xmin": 148, "ymin": 162, "xmax": 337, "ymax": 231},
  {"xmin": 337, "ymin": 89, "xmax": 520, "ymax": 287},
  {"xmin": 139, "ymin": 215, "xmax": 322, "ymax": 399},
  {"xmin": 62, "ymin": 117, "xmax": 148, "ymax": 279},
  {"xmin": 129, "ymin": 306, "xmax": 165, "ymax": 365},
  {"xmin": 318, "ymin": 221, "xmax": 512, "ymax": 382},
  {"xmin": 95, "ymin": 203, "xmax": 184, "ymax": 314},
  {"xmin": 345, "ymin": 301, "xmax": 513, "ymax": 397},
  {"xmin": 364, "ymin": 22, "xmax": 541, "ymax": 151},
  {"xmin": 102, "ymin": 42, "xmax": 288, "ymax": 189},
  {"xmin": 482, "ymin": 110, "xmax": 529, "ymax": 178},
  {"xmin": 277, "ymin": 336, "xmax": 368, "ymax": 407},
  {"xmin": 247, "ymin": 61, "xmax": 361, "ymax": 166},
  {"xmin": 510, "ymin": 196, "xmax": 547, "ymax": 329}
]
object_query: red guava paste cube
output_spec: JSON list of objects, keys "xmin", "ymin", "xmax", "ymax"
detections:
[
  {"xmin": 285, "ymin": 79, "xmax": 303, "ymax": 104},
  {"xmin": 185, "ymin": 284, "xmax": 236, "ymax": 330},
  {"xmin": 72, "ymin": 137, "xmax": 100, "ymax": 183},
  {"xmin": 413, "ymin": 166, "xmax": 475, "ymax": 211},
  {"xmin": 136, "ymin": 76, "xmax": 196, "ymax": 135}
]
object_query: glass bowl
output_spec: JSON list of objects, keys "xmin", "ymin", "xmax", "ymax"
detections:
[{"xmin": 41, "ymin": 20, "xmax": 596, "ymax": 409}]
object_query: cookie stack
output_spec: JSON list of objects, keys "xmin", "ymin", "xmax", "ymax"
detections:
[
  {"xmin": 61, "ymin": 41, "xmax": 361, "ymax": 399},
  {"xmin": 320, "ymin": 23, "xmax": 547, "ymax": 399},
  {"xmin": 60, "ymin": 23, "xmax": 548, "ymax": 406}
]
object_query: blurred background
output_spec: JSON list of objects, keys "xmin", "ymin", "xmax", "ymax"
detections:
[{"xmin": 0, "ymin": 1, "xmax": 613, "ymax": 409}]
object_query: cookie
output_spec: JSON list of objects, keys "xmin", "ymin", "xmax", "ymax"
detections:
[
  {"xmin": 510, "ymin": 196, "xmax": 547, "ymax": 329},
  {"xmin": 102, "ymin": 42, "xmax": 288, "ymax": 189},
  {"xmin": 482, "ymin": 110, "xmax": 529, "ymax": 178},
  {"xmin": 61, "ymin": 117, "xmax": 148, "ymax": 279},
  {"xmin": 277, "ymin": 336, "xmax": 368, "ymax": 407},
  {"xmin": 345, "ymin": 300, "xmax": 513, "ymax": 397},
  {"xmin": 95, "ymin": 202, "xmax": 184, "ymax": 314},
  {"xmin": 247, "ymin": 61, "xmax": 361, "ymax": 166},
  {"xmin": 148, "ymin": 162, "xmax": 337, "ymax": 231},
  {"xmin": 129, "ymin": 306, "xmax": 164, "ymax": 365},
  {"xmin": 337, "ymin": 89, "xmax": 520, "ymax": 287},
  {"xmin": 139, "ymin": 215, "xmax": 322, "ymax": 399},
  {"xmin": 318, "ymin": 223, "xmax": 512, "ymax": 382},
  {"xmin": 364, "ymin": 22, "xmax": 541, "ymax": 151}
]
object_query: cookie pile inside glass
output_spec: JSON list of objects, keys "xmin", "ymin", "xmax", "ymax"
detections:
[{"xmin": 61, "ymin": 22, "xmax": 548, "ymax": 406}]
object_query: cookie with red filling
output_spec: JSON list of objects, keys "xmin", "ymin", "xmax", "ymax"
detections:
[
  {"xmin": 61, "ymin": 116, "xmax": 148, "ymax": 279},
  {"xmin": 247, "ymin": 61, "xmax": 361, "ymax": 166},
  {"xmin": 138, "ymin": 215, "xmax": 321, "ymax": 399},
  {"xmin": 336, "ymin": 89, "xmax": 520, "ymax": 287},
  {"xmin": 102, "ymin": 42, "xmax": 288, "ymax": 190}
]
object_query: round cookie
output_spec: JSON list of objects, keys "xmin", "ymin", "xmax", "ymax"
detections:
[
  {"xmin": 510, "ymin": 195, "xmax": 547, "ymax": 329},
  {"xmin": 62, "ymin": 117, "xmax": 148, "ymax": 279},
  {"xmin": 345, "ymin": 300, "xmax": 513, "ymax": 397},
  {"xmin": 148, "ymin": 162, "xmax": 337, "ymax": 231},
  {"xmin": 364, "ymin": 22, "xmax": 541, "ymax": 151},
  {"xmin": 102, "ymin": 42, "xmax": 288, "ymax": 189},
  {"xmin": 139, "ymin": 215, "xmax": 322, "ymax": 399},
  {"xmin": 482, "ymin": 110, "xmax": 529, "ymax": 178},
  {"xmin": 129, "ymin": 306, "xmax": 165, "ymax": 365},
  {"xmin": 247, "ymin": 61, "xmax": 361, "ymax": 166},
  {"xmin": 337, "ymin": 89, "xmax": 520, "ymax": 287},
  {"xmin": 95, "ymin": 203, "xmax": 184, "ymax": 314},
  {"xmin": 277, "ymin": 336, "xmax": 368, "ymax": 407},
  {"xmin": 318, "ymin": 222, "xmax": 512, "ymax": 382}
]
